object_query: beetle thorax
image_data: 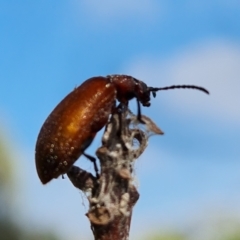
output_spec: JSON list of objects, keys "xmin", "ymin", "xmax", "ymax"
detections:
[{"xmin": 108, "ymin": 75, "xmax": 136, "ymax": 104}]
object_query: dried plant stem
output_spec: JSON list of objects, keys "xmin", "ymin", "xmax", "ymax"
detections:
[{"xmin": 68, "ymin": 109, "xmax": 163, "ymax": 240}]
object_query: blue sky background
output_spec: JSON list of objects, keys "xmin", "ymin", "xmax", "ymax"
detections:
[{"xmin": 0, "ymin": 1, "xmax": 240, "ymax": 239}]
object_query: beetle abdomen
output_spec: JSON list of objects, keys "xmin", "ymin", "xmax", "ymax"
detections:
[{"xmin": 35, "ymin": 77, "xmax": 116, "ymax": 184}]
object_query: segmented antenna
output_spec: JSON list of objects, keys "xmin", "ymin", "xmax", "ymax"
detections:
[{"xmin": 149, "ymin": 85, "xmax": 209, "ymax": 95}]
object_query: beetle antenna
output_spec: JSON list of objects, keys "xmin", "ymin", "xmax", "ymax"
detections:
[{"xmin": 149, "ymin": 85, "xmax": 209, "ymax": 95}]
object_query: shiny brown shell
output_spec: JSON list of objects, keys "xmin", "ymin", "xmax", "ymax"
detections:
[{"xmin": 35, "ymin": 77, "xmax": 116, "ymax": 184}]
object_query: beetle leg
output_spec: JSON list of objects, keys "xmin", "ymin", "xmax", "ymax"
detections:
[
  {"xmin": 83, "ymin": 152, "xmax": 100, "ymax": 179},
  {"xmin": 136, "ymin": 99, "xmax": 145, "ymax": 124},
  {"xmin": 114, "ymin": 104, "xmax": 129, "ymax": 152},
  {"xmin": 116, "ymin": 103, "xmax": 124, "ymax": 137}
]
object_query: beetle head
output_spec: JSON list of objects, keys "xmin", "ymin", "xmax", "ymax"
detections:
[{"xmin": 134, "ymin": 79, "xmax": 153, "ymax": 107}]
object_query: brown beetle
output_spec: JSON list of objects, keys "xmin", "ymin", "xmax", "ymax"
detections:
[{"xmin": 35, "ymin": 75, "xmax": 209, "ymax": 184}]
